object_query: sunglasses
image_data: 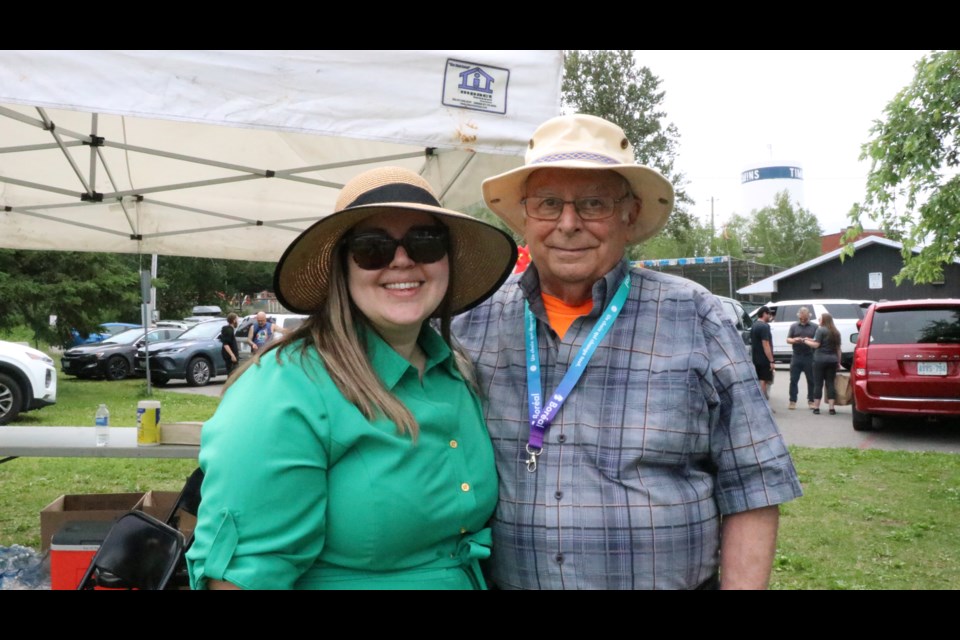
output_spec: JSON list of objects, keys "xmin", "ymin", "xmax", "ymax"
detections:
[{"xmin": 344, "ymin": 225, "xmax": 449, "ymax": 270}]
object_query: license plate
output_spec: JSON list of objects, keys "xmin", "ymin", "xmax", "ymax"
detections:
[{"xmin": 917, "ymin": 361, "xmax": 947, "ymax": 376}]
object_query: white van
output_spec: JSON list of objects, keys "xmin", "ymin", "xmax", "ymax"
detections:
[{"xmin": 751, "ymin": 299, "xmax": 874, "ymax": 370}]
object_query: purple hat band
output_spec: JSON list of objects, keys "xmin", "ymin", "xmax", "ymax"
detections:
[{"xmin": 530, "ymin": 151, "xmax": 622, "ymax": 166}]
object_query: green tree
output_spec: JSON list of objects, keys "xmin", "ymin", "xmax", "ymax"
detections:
[
  {"xmin": 0, "ymin": 250, "xmax": 140, "ymax": 345},
  {"xmin": 719, "ymin": 213, "xmax": 752, "ymax": 260},
  {"xmin": 633, "ymin": 218, "xmax": 713, "ymax": 260},
  {"xmin": 154, "ymin": 256, "xmax": 276, "ymax": 318},
  {"xmin": 563, "ymin": 50, "xmax": 694, "ymax": 239},
  {"xmin": 744, "ymin": 191, "xmax": 823, "ymax": 268},
  {"xmin": 845, "ymin": 50, "xmax": 959, "ymax": 284}
]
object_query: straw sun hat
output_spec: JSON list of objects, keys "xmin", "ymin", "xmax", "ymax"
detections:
[
  {"xmin": 482, "ymin": 114, "xmax": 675, "ymax": 245},
  {"xmin": 274, "ymin": 166, "xmax": 517, "ymax": 316}
]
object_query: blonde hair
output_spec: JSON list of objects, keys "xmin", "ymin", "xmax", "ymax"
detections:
[{"xmin": 225, "ymin": 237, "xmax": 477, "ymax": 440}]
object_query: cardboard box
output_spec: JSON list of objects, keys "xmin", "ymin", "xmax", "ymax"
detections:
[
  {"xmin": 40, "ymin": 493, "xmax": 144, "ymax": 552},
  {"xmin": 159, "ymin": 421, "xmax": 203, "ymax": 445},
  {"xmin": 136, "ymin": 490, "xmax": 196, "ymax": 541}
]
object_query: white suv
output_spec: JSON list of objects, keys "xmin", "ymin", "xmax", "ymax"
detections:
[
  {"xmin": 716, "ymin": 296, "xmax": 753, "ymax": 355},
  {"xmin": 0, "ymin": 340, "xmax": 58, "ymax": 424},
  {"xmin": 751, "ymin": 299, "xmax": 874, "ymax": 370}
]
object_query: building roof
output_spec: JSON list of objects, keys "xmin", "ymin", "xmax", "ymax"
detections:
[{"xmin": 736, "ymin": 236, "xmax": 958, "ymax": 296}]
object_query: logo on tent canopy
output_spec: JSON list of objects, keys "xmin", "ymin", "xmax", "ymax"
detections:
[{"xmin": 443, "ymin": 59, "xmax": 509, "ymax": 115}]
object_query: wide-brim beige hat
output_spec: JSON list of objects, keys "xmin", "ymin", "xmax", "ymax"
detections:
[
  {"xmin": 482, "ymin": 114, "xmax": 674, "ymax": 245},
  {"xmin": 275, "ymin": 166, "xmax": 517, "ymax": 316}
]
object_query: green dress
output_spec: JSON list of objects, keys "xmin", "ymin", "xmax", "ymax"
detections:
[{"xmin": 186, "ymin": 325, "xmax": 497, "ymax": 589}]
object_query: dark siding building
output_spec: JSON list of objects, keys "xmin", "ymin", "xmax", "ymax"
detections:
[{"xmin": 739, "ymin": 237, "xmax": 960, "ymax": 301}]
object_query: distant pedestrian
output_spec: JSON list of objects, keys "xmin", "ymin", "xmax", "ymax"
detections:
[
  {"xmin": 751, "ymin": 306, "xmax": 776, "ymax": 400},
  {"xmin": 247, "ymin": 311, "xmax": 285, "ymax": 353},
  {"xmin": 220, "ymin": 313, "xmax": 240, "ymax": 377},
  {"xmin": 786, "ymin": 306, "xmax": 818, "ymax": 409},
  {"xmin": 808, "ymin": 312, "xmax": 842, "ymax": 415}
]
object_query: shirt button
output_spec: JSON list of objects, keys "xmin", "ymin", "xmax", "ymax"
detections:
[
  {"xmin": 554, "ymin": 491, "xmax": 563, "ymax": 500},
  {"xmin": 555, "ymin": 553, "xmax": 564, "ymax": 563},
  {"xmin": 461, "ymin": 482, "xmax": 470, "ymax": 492},
  {"xmin": 460, "ymin": 527, "xmax": 467, "ymax": 534},
  {"xmin": 449, "ymin": 440, "xmax": 458, "ymax": 448},
  {"xmin": 557, "ymin": 434, "xmax": 567, "ymax": 443}
]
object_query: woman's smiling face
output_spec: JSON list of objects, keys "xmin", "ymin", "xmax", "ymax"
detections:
[{"xmin": 346, "ymin": 211, "xmax": 449, "ymax": 345}]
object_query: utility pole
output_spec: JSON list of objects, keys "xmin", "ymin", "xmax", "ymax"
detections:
[{"xmin": 710, "ymin": 197, "xmax": 717, "ymax": 255}]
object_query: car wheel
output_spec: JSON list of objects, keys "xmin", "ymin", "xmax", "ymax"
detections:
[
  {"xmin": 186, "ymin": 357, "xmax": 212, "ymax": 387},
  {"xmin": 851, "ymin": 401, "xmax": 876, "ymax": 431},
  {"xmin": 0, "ymin": 372, "xmax": 24, "ymax": 425},
  {"xmin": 105, "ymin": 356, "xmax": 131, "ymax": 381}
]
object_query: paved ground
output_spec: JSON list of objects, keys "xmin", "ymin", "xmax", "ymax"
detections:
[
  {"xmin": 166, "ymin": 365, "xmax": 960, "ymax": 454},
  {"xmin": 762, "ymin": 365, "xmax": 960, "ymax": 454}
]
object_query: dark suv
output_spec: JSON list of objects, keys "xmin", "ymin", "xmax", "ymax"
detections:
[
  {"xmin": 62, "ymin": 327, "xmax": 185, "ymax": 380},
  {"xmin": 134, "ymin": 318, "xmax": 230, "ymax": 386},
  {"xmin": 850, "ymin": 299, "xmax": 960, "ymax": 431}
]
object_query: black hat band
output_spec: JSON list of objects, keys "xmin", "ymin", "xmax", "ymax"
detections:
[{"xmin": 346, "ymin": 183, "xmax": 440, "ymax": 209}]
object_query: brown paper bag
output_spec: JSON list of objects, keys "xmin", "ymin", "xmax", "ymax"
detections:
[{"xmin": 834, "ymin": 372, "xmax": 853, "ymax": 406}]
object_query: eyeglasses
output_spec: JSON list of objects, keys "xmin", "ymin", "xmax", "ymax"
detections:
[
  {"xmin": 344, "ymin": 226, "xmax": 449, "ymax": 270},
  {"xmin": 521, "ymin": 193, "xmax": 634, "ymax": 221}
]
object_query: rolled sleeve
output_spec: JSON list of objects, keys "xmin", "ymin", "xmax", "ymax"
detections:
[{"xmin": 187, "ymin": 351, "xmax": 331, "ymax": 590}]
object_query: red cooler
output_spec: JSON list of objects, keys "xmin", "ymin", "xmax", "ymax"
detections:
[{"xmin": 50, "ymin": 520, "xmax": 114, "ymax": 590}]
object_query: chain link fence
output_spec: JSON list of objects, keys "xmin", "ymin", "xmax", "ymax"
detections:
[{"xmin": 634, "ymin": 256, "xmax": 783, "ymax": 305}]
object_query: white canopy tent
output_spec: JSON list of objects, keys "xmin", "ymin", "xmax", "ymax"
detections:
[{"xmin": 0, "ymin": 50, "xmax": 563, "ymax": 261}]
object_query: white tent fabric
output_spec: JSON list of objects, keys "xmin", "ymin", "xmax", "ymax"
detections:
[{"xmin": 0, "ymin": 50, "xmax": 562, "ymax": 260}]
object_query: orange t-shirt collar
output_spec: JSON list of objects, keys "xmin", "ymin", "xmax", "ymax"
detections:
[{"xmin": 541, "ymin": 293, "xmax": 594, "ymax": 340}]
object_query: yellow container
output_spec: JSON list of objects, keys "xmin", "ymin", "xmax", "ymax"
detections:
[{"xmin": 136, "ymin": 400, "xmax": 161, "ymax": 446}]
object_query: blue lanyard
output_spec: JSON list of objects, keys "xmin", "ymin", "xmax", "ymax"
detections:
[{"xmin": 524, "ymin": 274, "xmax": 630, "ymax": 472}]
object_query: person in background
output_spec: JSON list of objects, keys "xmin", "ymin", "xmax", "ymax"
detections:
[
  {"xmin": 807, "ymin": 312, "xmax": 842, "ymax": 415},
  {"xmin": 219, "ymin": 313, "xmax": 240, "ymax": 377},
  {"xmin": 187, "ymin": 167, "xmax": 517, "ymax": 589},
  {"xmin": 751, "ymin": 306, "xmax": 777, "ymax": 400},
  {"xmin": 247, "ymin": 311, "xmax": 282, "ymax": 353},
  {"xmin": 786, "ymin": 306, "xmax": 818, "ymax": 410},
  {"xmin": 452, "ymin": 114, "xmax": 801, "ymax": 590}
]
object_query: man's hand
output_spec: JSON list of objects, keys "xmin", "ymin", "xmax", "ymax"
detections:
[{"xmin": 720, "ymin": 505, "xmax": 780, "ymax": 589}]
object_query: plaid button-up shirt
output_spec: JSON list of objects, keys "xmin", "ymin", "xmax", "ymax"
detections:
[{"xmin": 452, "ymin": 260, "xmax": 802, "ymax": 589}]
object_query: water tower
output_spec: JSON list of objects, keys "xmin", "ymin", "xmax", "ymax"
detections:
[{"xmin": 741, "ymin": 159, "xmax": 804, "ymax": 213}]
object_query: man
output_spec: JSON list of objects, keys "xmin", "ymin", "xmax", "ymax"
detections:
[
  {"xmin": 220, "ymin": 312, "xmax": 240, "ymax": 376},
  {"xmin": 750, "ymin": 306, "xmax": 776, "ymax": 400},
  {"xmin": 452, "ymin": 114, "xmax": 801, "ymax": 590},
  {"xmin": 247, "ymin": 312, "xmax": 284, "ymax": 353},
  {"xmin": 787, "ymin": 306, "xmax": 818, "ymax": 409}
]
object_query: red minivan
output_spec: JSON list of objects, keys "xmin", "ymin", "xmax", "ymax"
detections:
[{"xmin": 851, "ymin": 299, "xmax": 960, "ymax": 431}]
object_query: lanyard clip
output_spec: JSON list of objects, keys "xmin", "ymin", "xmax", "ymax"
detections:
[{"xmin": 525, "ymin": 444, "xmax": 542, "ymax": 473}]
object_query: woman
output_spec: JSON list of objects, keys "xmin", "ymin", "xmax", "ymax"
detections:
[
  {"xmin": 805, "ymin": 312, "xmax": 842, "ymax": 415},
  {"xmin": 186, "ymin": 167, "xmax": 517, "ymax": 589}
]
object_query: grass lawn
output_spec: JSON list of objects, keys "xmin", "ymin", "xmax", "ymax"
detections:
[
  {"xmin": 2, "ymin": 346, "xmax": 959, "ymax": 589},
  {"xmin": 775, "ymin": 447, "xmax": 960, "ymax": 589},
  {"xmin": 1, "ymin": 367, "xmax": 219, "ymax": 550}
]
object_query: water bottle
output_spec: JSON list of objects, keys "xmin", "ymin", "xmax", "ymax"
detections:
[{"xmin": 95, "ymin": 403, "xmax": 110, "ymax": 447}]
